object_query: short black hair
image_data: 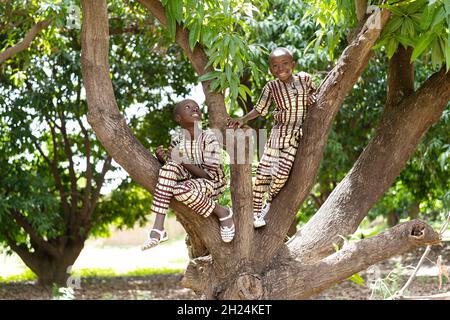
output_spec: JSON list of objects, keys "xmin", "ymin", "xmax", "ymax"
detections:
[
  {"xmin": 172, "ymin": 99, "xmax": 196, "ymax": 118},
  {"xmin": 269, "ymin": 47, "xmax": 294, "ymax": 60}
]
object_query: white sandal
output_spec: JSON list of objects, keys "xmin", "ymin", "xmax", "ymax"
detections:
[
  {"xmin": 253, "ymin": 202, "xmax": 271, "ymax": 228},
  {"xmin": 219, "ymin": 207, "xmax": 235, "ymax": 243},
  {"xmin": 141, "ymin": 228, "xmax": 168, "ymax": 251}
]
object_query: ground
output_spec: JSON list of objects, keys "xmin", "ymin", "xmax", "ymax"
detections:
[
  {"xmin": 1, "ymin": 217, "xmax": 449, "ymax": 300},
  {"xmin": 0, "ymin": 243, "xmax": 449, "ymax": 300}
]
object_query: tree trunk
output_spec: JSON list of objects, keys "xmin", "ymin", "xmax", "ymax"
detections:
[
  {"xmin": 80, "ymin": 0, "xmax": 448, "ymax": 300},
  {"xmin": 6, "ymin": 236, "xmax": 84, "ymax": 287},
  {"xmin": 409, "ymin": 202, "xmax": 420, "ymax": 220},
  {"xmin": 387, "ymin": 211, "xmax": 399, "ymax": 227}
]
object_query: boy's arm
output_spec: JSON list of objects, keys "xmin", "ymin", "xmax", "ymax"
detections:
[
  {"xmin": 169, "ymin": 145, "xmax": 212, "ymax": 179},
  {"xmin": 227, "ymin": 83, "xmax": 272, "ymax": 128},
  {"xmin": 298, "ymin": 71, "xmax": 317, "ymax": 107},
  {"xmin": 227, "ymin": 109, "xmax": 260, "ymax": 129},
  {"xmin": 155, "ymin": 145, "xmax": 168, "ymax": 164},
  {"xmin": 180, "ymin": 163, "xmax": 212, "ymax": 179}
]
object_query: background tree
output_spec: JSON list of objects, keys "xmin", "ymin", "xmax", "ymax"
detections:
[{"xmin": 0, "ymin": 0, "xmax": 197, "ymax": 286}]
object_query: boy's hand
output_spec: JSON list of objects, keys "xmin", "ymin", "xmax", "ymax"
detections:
[
  {"xmin": 155, "ymin": 145, "xmax": 167, "ymax": 163},
  {"xmin": 227, "ymin": 117, "xmax": 245, "ymax": 129}
]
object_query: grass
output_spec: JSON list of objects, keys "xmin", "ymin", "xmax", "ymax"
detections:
[
  {"xmin": 0, "ymin": 269, "xmax": 37, "ymax": 282},
  {"xmin": 0, "ymin": 267, "xmax": 184, "ymax": 283}
]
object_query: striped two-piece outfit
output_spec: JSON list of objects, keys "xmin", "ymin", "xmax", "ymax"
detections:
[
  {"xmin": 151, "ymin": 129, "xmax": 227, "ymax": 218},
  {"xmin": 253, "ymin": 72, "xmax": 316, "ymax": 217}
]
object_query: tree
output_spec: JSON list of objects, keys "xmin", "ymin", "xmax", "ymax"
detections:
[
  {"xmin": 250, "ymin": 1, "xmax": 450, "ymax": 226},
  {"xmin": 79, "ymin": 0, "xmax": 449, "ymax": 298},
  {"xmin": 0, "ymin": 0, "xmax": 197, "ymax": 286}
]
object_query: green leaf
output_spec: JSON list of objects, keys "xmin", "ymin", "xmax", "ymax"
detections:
[
  {"xmin": 420, "ymin": 3, "xmax": 436, "ymax": 31},
  {"xmin": 171, "ymin": 0, "xmax": 183, "ymax": 22},
  {"xmin": 225, "ymin": 64, "xmax": 232, "ymax": 86},
  {"xmin": 431, "ymin": 38, "xmax": 443, "ymax": 67},
  {"xmin": 430, "ymin": 6, "xmax": 446, "ymax": 29},
  {"xmin": 386, "ymin": 16, "xmax": 404, "ymax": 34},
  {"xmin": 395, "ymin": 35, "xmax": 415, "ymax": 48},
  {"xmin": 348, "ymin": 273, "xmax": 366, "ymax": 287},
  {"xmin": 229, "ymin": 38, "xmax": 237, "ymax": 58},
  {"xmin": 410, "ymin": 32, "xmax": 436, "ymax": 61},
  {"xmin": 314, "ymin": 31, "xmax": 324, "ymax": 61},
  {"xmin": 198, "ymin": 71, "xmax": 220, "ymax": 82},
  {"xmin": 209, "ymin": 79, "xmax": 220, "ymax": 92},
  {"xmin": 382, "ymin": 4, "xmax": 405, "ymax": 17},
  {"xmin": 238, "ymin": 85, "xmax": 247, "ymax": 101},
  {"xmin": 444, "ymin": 37, "xmax": 450, "ymax": 72},
  {"xmin": 188, "ymin": 21, "xmax": 200, "ymax": 51},
  {"xmin": 386, "ymin": 37, "xmax": 399, "ymax": 59}
]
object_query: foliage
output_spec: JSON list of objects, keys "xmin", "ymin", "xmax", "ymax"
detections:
[
  {"xmin": 0, "ymin": 0, "xmax": 197, "ymax": 258},
  {"xmin": 161, "ymin": 0, "xmax": 270, "ymax": 109}
]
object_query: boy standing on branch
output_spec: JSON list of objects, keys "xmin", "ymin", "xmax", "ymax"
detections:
[{"xmin": 227, "ymin": 47, "xmax": 316, "ymax": 228}]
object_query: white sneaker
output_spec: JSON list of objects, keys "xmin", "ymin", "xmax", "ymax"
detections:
[{"xmin": 253, "ymin": 202, "xmax": 271, "ymax": 228}]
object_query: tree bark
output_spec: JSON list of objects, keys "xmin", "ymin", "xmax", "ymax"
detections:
[
  {"xmin": 290, "ymin": 68, "xmax": 450, "ymax": 262},
  {"xmin": 386, "ymin": 46, "xmax": 414, "ymax": 107},
  {"xmin": 263, "ymin": 220, "xmax": 440, "ymax": 299},
  {"xmin": 79, "ymin": 0, "xmax": 448, "ymax": 300}
]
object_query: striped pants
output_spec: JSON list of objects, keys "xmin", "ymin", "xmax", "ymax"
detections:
[
  {"xmin": 151, "ymin": 161, "xmax": 217, "ymax": 218},
  {"xmin": 253, "ymin": 144, "xmax": 298, "ymax": 217}
]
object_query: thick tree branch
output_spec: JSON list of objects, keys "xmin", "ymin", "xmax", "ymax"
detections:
[
  {"xmin": 257, "ymin": 9, "xmax": 392, "ymax": 262},
  {"xmin": 10, "ymin": 211, "xmax": 60, "ymax": 258},
  {"xmin": 80, "ymin": 0, "xmax": 233, "ymax": 263},
  {"xmin": 355, "ymin": 0, "xmax": 368, "ymax": 21},
  {"xmin": 0, "ymin": 18, "xmax": 52, "ymax": 64},
  {"xmin": 265, "ymin": 220, "xmax": 440, "ymax": 299},
  {"xmin": 76, "ymin": 98, "xmax": 93, "ymax": 221},
  {"xmin": 58, "ymin": 110, "xmax": 79, "ymax": 210},
  {"xmin": 386, "ymin": 46, "xmax": 414, "ymax": 107},
  {"xmin": 4, "ymin": 233, "xmax": 36, "ymax": 267},
  {"xmin": 88, "ymin": 156, "xmax": 112, "ymax": 216},
  {"xmin": 290, "ymin": 68, "xmax": 450, "ymax": 262},
  {"xmin": 33, "ymin": 136, "xmax": 71, "ymax": 220},
  {"xmin": 136, "ymin": 0, "xmax": 228, "ymax": 130}
]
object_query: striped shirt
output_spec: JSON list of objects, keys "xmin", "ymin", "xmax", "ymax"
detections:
[
  {"xmin": 254, "ymin": 72, "xmax": 317, "ymax": 149},
  {"xmin": 170, "ymin": 129, "xmax": 227, "ymax": 196}
]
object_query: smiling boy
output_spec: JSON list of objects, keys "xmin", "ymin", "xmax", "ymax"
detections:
[
  {"xmin": 142, "ymin": 99, "xmax": 235, "ymax": 250},
  {"xmin": 227, "ymin": 47, "xmax": 316, "ymax": 228}
]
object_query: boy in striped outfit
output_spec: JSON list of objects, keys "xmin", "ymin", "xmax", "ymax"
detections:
[
  {"xmin": 227, "ymin": 47, "xmax": 316, "ymax": 228},
  {"xmin": 142, "ymin": 99, "xmax": 234, "ymax": 250}
]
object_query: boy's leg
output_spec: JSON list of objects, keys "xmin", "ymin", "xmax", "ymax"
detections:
[
  {"xmin": 148, "ymin": 161, "xmax": 188, "ymax": 240},
  {"xmin": 174, "ymin": 179, "xmax": 235, "ymax": 242},
  {"xmin": 253, "ymin": 146, "xmax": 279, "ymax": 218},
  {"xmin": 173, "ymin": 178, "xmax": 216, "ymax": 217},
  {"xmin": 267, "ymin": 144, "xmax": 298, "ymax": 202}
]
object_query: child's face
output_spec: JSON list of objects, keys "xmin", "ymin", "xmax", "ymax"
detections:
[
  {"xmin": 269, "ymin": 54, "xmax": 296, "ymax": 83},
  {"xmin": 175, "ymin": 100, "xmax": 202, "ymax": 127}
]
